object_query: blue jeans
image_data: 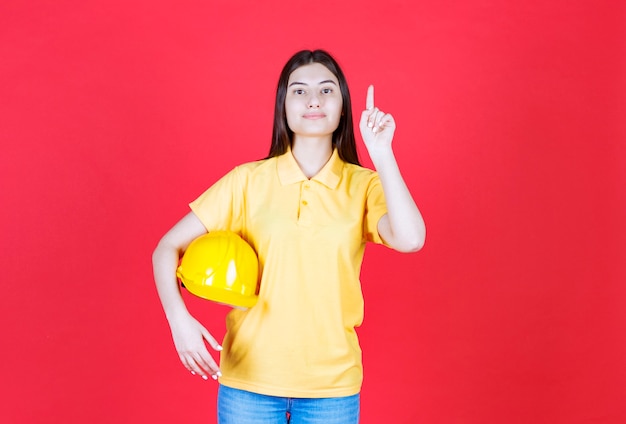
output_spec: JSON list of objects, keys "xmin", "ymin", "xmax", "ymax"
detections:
[{"xmin": 217, "ymin": 384, "xmax": 360, "ymax": 424}]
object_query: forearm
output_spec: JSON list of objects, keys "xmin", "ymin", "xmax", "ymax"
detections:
[
  {"xmin": 152, "ymin": 240, "xmax": 191, "ymax": 322},
  {"xmin": 152, "ymin": 212, "xmax": 208, "ymax": 321},
  {"xmin": 371, "ymin": 147, "xmax": 426, "ymax": 252}
]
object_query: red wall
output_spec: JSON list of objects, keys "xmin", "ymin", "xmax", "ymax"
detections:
[{"xmin": 1, "ymin": 1, "xmax": 625, "ymax": 422}]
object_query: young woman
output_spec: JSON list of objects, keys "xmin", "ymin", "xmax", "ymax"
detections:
[{"xmin": 153, "ymin": 49, "xmax": 425, "ymax": 424}]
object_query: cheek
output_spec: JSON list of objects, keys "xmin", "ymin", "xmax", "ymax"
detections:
[
  {"xmin": 284, "ymin": 100, "xmax": 298, "ymax": 127},
  {"xmin": 329, "ymin": 100, "xmax": 343, "ymax": 124}
]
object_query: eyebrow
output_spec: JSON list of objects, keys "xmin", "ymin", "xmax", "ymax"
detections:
[{"xmin": 288, "ymin": 79, "xmax": 338, "ymax": 87}]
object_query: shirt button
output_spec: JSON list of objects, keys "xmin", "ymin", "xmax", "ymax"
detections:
[
  {"xmin": 302, "ymin": 200, "xmax": 308, "ymax": 205},
  {"xmin": 304, "ymin": 184, "xmax": 310, "ymax": 189}
]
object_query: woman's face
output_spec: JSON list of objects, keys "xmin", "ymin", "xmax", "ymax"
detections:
[{"xmin": 284, "ymin": 63, "xmax": 343, "ymax": 140}]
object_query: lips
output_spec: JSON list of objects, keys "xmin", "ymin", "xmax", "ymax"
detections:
[{"xmin": 302, "ymin": 112, "xmax": 326, "ymax": 119}]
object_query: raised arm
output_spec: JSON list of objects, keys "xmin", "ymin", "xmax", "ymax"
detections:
[
  {"xmin": 152, "ymin": 211, "xmax": 223, "ymax": 380},
  {"xmin": 359, "ymin": 85, "xmax": 426, "ymax": 252}
]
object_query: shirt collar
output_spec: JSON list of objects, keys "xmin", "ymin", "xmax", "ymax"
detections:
[{"xmin": 277, "ymin": 147, "xmax": 343, "ymax": 189}]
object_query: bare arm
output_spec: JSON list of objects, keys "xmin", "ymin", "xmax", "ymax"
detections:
[
  {"xmin": 152, "ymin": 212, "xmax": 223, "ymax": 380},
  {"xmin": 359, "ymin": 85, "xmax": 426, "ymax": 253}
]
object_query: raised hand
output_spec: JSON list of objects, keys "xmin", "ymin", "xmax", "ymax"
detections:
[{"xmin": 359, "ymin": 85, "xmax": 396, "ymax": 154}]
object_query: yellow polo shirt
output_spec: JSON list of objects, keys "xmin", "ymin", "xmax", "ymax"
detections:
[{"xmin": 189, "ymin": 148, "xmax": 388, "ymax": 398}]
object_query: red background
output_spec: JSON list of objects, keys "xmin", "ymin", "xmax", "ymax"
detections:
[{"xmin": 1, "ymin": 1, "xmax": 625, "ymax": 423}]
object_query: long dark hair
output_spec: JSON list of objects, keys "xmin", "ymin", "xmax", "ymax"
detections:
[{"xmin": 267, "ymin": 49, "xmax": 360, "ymax": 166}]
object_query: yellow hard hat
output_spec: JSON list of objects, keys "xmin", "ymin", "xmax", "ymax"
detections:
[{"xmin": 176, "ymin": 231, "xmax": 259, "ymax": 309}]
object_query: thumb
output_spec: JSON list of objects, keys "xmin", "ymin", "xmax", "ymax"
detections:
[{"xmin": 201, "ymin": 326, "xmax": 223, "ymax": 351}]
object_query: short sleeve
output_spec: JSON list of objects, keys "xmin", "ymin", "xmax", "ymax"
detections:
[
  {"xmin": 363, "ymin": 173, "xmax": 388, "ymax": 244},
  {"xmin": 189, "ymin": 167, "xmax": 244, "ymax": 233}
]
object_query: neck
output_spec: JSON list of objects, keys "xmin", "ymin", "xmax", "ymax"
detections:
[{"xmin": 291, "ymin": 136, "xmax": 333, "ymax": 179}]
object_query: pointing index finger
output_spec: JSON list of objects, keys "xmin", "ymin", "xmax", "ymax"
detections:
[{"xmin": 366, "ymin": 85, "xmax": 374, "ymax": 110}]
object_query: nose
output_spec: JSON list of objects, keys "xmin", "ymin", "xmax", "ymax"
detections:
[{"xmin": 307, "ymin": 93, "xmax": 320, "ymax": 108}]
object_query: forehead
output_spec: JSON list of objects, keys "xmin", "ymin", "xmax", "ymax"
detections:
[{"xmin": 288, "ymin": 63, "xmax": 338, "ymax": 85}]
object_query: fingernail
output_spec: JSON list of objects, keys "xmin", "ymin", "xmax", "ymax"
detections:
[
  {"xmin": 191, "ymin": 371, "xmax": 196, "ymax": 375},
  {"xmin": 216, "ymin": 345, "xmax": 223, "ymax": 351},
  {"xmin": 368, "ymin": 122, "xmax": 373, "ymax": 128},
  {"xmin": 212, "ymin": 374, "xmax": 218, "ymax": 380},
  {"xmin": 217, "ymin": 371, "xmax": 222, "ymax": 377},
  {"xmin": 202, "ymin": 375, "xmax": 208, "ymax": 380}
]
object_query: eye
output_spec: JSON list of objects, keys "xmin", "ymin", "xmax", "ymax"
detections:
[
  {"xmin": 321, "ymin": 87, "xmax": 333, "ymax": 94},
  {"xmin": 293, "ymin": 89, "xmax": 306, "ymax": 95}
]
